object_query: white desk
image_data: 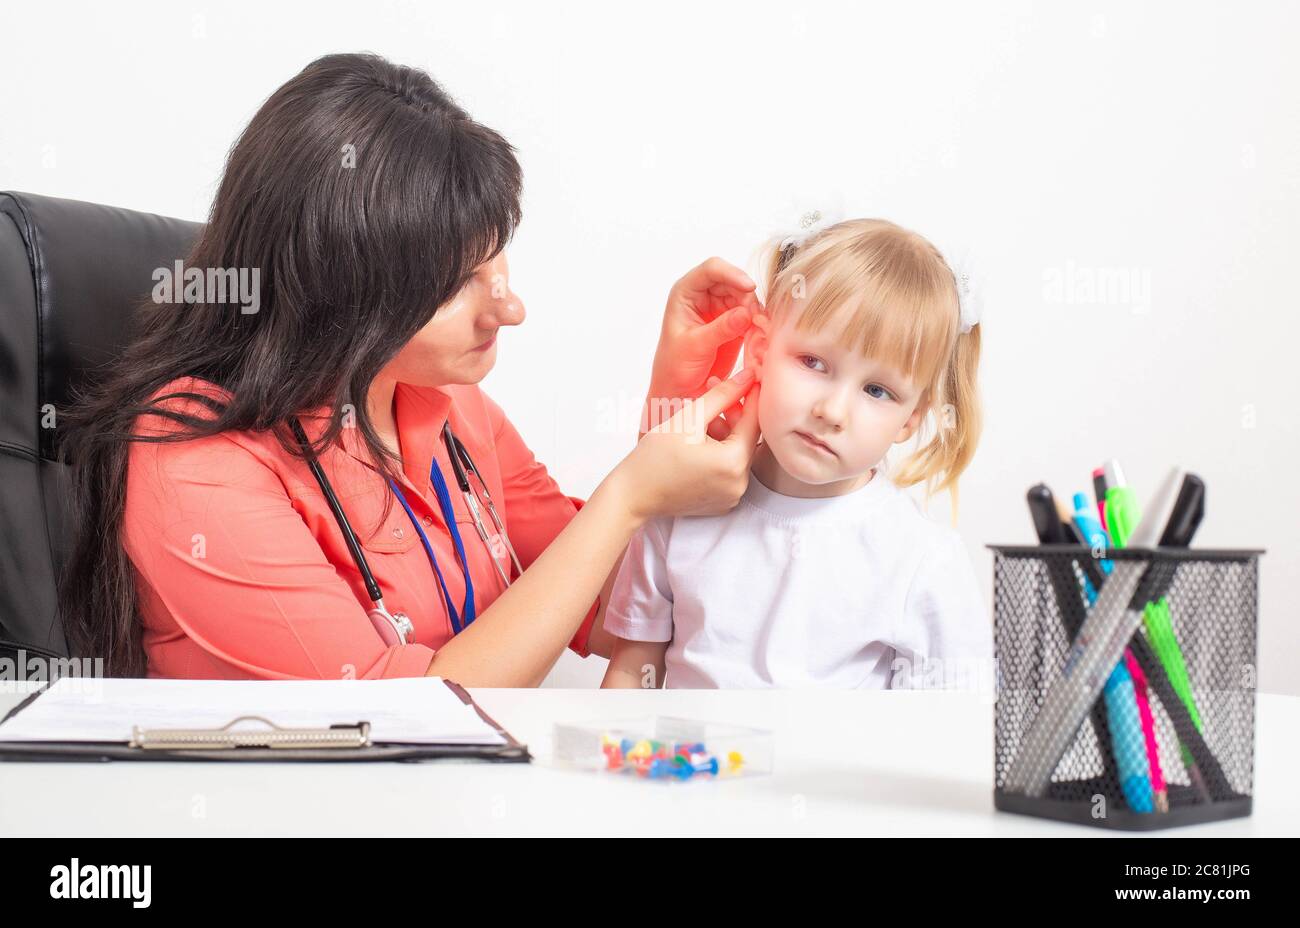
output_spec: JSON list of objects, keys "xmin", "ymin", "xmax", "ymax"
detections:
[{"xmin": 1, "ymin": 687, "xmax": 1295, "ymax": 836}]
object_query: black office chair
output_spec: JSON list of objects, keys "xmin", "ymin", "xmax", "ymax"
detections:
[{"xmin": 0, "ymin": 191, "xmax": 201, "ymax": 666}]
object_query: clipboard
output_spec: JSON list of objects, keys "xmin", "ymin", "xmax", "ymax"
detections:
[{"xmin": 0, "ymin": 679, "xmax": 530, "ymax": 764}]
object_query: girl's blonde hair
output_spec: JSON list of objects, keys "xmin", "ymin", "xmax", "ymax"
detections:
[{"xmin": 756, "ymin": 218, "xmax": 982, "ymax": 521}]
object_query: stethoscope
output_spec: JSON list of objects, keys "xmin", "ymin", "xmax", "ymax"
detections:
[{"xmin": 290, "ymin": 417, "xmax": 523, "ymax": 646}]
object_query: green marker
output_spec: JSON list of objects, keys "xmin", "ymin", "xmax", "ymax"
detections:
[
  {"xmin": 1144, "ymin": 597, "xmax": 1202, "ymax": 731},
  {"xmin": 1103, "ymin": 459, "xmax": 1140, "ymax": 547},
  {"xmin": 1109, "ymin": 461, "xmax": 1208, "ymax": 795}
]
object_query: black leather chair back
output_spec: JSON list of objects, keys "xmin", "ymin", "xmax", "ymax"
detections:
[{"xmin": 0, "ymin": 191, "xmax": 200, "ymax": 664}]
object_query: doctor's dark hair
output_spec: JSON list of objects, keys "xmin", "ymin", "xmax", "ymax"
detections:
[{"xmin": 57, "ymin": 52, "xmax": 523, "ymax": 676}]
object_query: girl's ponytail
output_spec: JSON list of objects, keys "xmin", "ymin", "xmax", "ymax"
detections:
[{"xmin": 890, "ymin": 319, "xmax": 982, "ymax": 524}]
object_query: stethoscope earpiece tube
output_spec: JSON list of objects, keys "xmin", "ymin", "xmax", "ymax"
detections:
[
  {"xmin": 291, "ymin": 416, "xmax": 414, "ymax": 645},
  {"xmin": 290, "ymin": 417, "xmax": 384, "ymax": 605},
  {"xmin": 444, "ymin": 423, "xmax": 524, "ymax": 579},
  {"xmin": 442, "ymin": 421, "xmax": 474, "ymax": 493}
]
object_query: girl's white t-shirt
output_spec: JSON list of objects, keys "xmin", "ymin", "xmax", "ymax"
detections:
[{"xmin": 604, "ymin": 465, "xmax": 993, "ymax": 689}]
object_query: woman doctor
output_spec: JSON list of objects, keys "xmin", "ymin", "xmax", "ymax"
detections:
[{"xmin": 58, "ymin": 53, "xmax": 761, "ymax": 685}]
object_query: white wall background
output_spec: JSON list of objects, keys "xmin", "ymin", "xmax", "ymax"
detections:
[{"xmin": 4, "ymin": 1, "xmax": 1297, "ymax": 693}]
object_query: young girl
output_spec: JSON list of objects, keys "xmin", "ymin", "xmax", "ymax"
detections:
[{"xmin": 601, "ymin": 217, "xmax": 992, "ymax": 690}]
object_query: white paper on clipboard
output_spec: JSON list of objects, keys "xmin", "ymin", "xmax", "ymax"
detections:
[{"xmin": 0, "ymin": 677, "xmax": 506, "ymax": 746}]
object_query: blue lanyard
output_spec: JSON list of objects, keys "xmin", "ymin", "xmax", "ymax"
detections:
[{"xmin": 387, "ymin": 456, "xmax": 476, "ymax": 635}]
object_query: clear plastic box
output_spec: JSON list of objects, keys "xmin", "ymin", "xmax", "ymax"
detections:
[{"xmin": 553, "ymin": 716, "xmax": 774, "ymax": 782}]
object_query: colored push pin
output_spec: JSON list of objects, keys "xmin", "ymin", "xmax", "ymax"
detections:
[
  {"xmin": 669, "ymin": 754, "xmax": 718, "ymax": 779},
  {"xmin": 626, "ymin": 745, "xmax": 654, "ymax": 774},
  {"xmin": 726, "ymin": 751, "xmax": 744, "ymax": 775},
  {"xmin": 691, "ymin": 756, "xmax": 720, "ymax": 776},
  {"xmin": 648, "ymin": 758, "xmax": 679, "ymax": 779},
  {"xmin": 601, "ymin": 741, "xmax": 623, "ymax": 771}
]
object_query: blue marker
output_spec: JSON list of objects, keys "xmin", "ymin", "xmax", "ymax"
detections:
[
  {"xmin": 1074, "ymin": 494, "xmax": 1153, "ymax": 814},
  {"xmin": 1072, "ymin": 492, "xmax": 1113, "ymax": 576},
  {"xmin": 1102, "ymin": 662, "xmax": 1155, "ymax": 813}
]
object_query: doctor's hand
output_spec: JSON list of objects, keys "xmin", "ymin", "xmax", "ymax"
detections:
[
  {"xmin": 641, "ymin": 257, "xmax": 761, "ymax": 439},
  {"xmin": 616, "ymin": 367, "xmax": 761, "ymax": 522}
]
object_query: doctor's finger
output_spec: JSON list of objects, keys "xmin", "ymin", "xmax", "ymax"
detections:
[
  {"xmin": 700, "ymin": 377, "xmax": 728, "ymax": 441},
  {"xmin": 701, "ymin": 374, "xmax": 749, "ymax": 440},
  {"xmin": 692, "ymin": 304, "xmax": 754, "ymax": 353},
  {"xmin": 722, "ymin": 381, "xmax": 761, "ymax": 450},
  {"xmin": 686, "ymin": 366, "xmax": 756, "ymax": 429},
  {"xmin": 673, "ymin": 256, "xmax": 761, "ymax": 312},
  {"xmin": 708, "ymin": 403, "xmax": 746, "ymax": 442}
]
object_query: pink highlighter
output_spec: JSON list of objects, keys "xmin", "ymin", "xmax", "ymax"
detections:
[{"xmin": 1125, "ymin": 651, "xmax": 1168, "ymax": 813}]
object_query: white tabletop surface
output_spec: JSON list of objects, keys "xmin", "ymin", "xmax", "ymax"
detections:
[{"xmin": 1, "ymin": 685, "xmax": 1295, "ymax": 837}]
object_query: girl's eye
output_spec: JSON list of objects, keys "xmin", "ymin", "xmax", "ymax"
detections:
[
  {"xmin": 798, "ymin": 355, "xmax": 826, "ymax": 373},
  {"xmin": 864, "ymin": 383, "xmax": 894, "ymax": 401}
]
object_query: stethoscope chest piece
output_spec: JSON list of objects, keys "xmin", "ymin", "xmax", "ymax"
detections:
[{"xmin": 368, "ymin": 600, "xmax": 415, "ymax": 646}]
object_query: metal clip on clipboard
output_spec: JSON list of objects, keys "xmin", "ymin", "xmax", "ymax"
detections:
[{"xmin": 130, "ymin": 716, "xmax": 373, "ymax": 751}]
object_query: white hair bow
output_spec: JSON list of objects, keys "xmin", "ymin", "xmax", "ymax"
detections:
[
  {"xmin": 941, "ymin": 245, "xmax": 983, "ymax": 335},
  {"xmin": 772, "ymin": 190, "xmax": 847, "ymax": 254},
  {"xmin": 778, "ymin": 206, "xmax": 845, "ymax": 253}
]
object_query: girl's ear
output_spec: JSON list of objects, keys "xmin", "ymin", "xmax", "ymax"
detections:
[
  {"xmin": 743, "ymin": 313, "xmax": 771, "ymax": 375},
  {"xmin": 893, "ymin": 393, "xmax": 931, "ymax": 444}
]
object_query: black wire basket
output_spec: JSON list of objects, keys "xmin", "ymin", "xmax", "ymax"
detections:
[{"xmin": 989, "ymin": 544, "xmax": 1261, "ymax": 830}]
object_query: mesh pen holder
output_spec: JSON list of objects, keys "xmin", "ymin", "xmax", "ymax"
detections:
[{"xmin": 990, "ymin": 544, "xmax": 1261, "ymax": 831}]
